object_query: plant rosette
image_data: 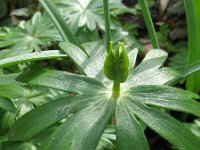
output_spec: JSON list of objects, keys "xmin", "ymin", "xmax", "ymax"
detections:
[{"xmin": 8, "ymin": 41, "xmax": 200, "ymax": 150}]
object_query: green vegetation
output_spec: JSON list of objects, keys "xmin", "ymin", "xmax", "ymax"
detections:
[{"xmin": 0, "ymin": 0, "xmax": 200, "ymax": 149}]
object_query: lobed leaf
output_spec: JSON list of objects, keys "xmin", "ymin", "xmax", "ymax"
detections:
[
  {"xmin": 8, "ymin": 94, "xmax": 102, "ymax": 141},
  {"xmin": 126, "ymin": 100, "xmax": 200, "ymax": 149},
  {"xmin": 39, "ymin": 99, "xmax": 114, "ymax": 150},
  {"xmin": 128, "ymin": 85, "xmax": 200, "ymax": 117},
  {"xmin": 39, "ymin": 0, "xmax": 80, "ymax": 47},
  {"xmin": 115, "ymin": 102, "xmax": 149, "ymax": 150},
  {"xmin": 59, "ymin": 41, "xmax": 107, "ymax": 80}
]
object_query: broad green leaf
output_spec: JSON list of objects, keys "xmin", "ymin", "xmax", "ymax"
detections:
[
  {"xmin": 0, "ymin": 97, "xmax": 16, "ymax": 112},
  {"xmin": 116, "ymin": 102, "xmax": 149, "ymax": 150},
  {"xmin": 59, "ymin": 41, "xmax": 107, "ymax": 80},
  {"xmin": 126, "ymin": 100, "xmax": 200, "ymax": 149},
  {"xmin": 39, "ymin": 99, "xmax": 114, "ymax": 150},
  {"xmin": 128, "ymin": 85, "xmax": 200, "ymax": 117},
  {"xmin": 0, "ymin": 50, "xmax": 67, "ymax": 68},
  {"xmin": 8, "ymin": 94, "xmax": 101, "ymax": 141},
  {"xmin": 16, "ymin": 69, "xmax": 106, "ymax": 94},
  {"xmin": 40, "ymin": 0, "xmax": 80, "ymax": 47},
  {"xmin": 0, "ymin": 84, "xmax": 25, "ymax": 98}
]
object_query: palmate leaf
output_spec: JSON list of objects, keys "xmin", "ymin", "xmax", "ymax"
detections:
[
  {"xmin": 8, "ymin": 94, "xmax": 105, "ymax": 141},
  {"xmin": 0, "ymin": 12, "xmax": 61, "ymax": 54},
  {"xmin": 115, "ymin": 101, "xmax": 149, "ymax": 150},
  {"xmin": 10, "ymin": 43, "xmax": 200, "ymax": 149},
  {"xmin": 52, "ymin": 0, "xmax": 126, "ymax": 31},
  {"xmin": 40, "ymin": 99, "xmax": 114, "ymax": 150}
]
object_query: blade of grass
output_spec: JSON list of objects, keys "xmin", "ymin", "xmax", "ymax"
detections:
[
  {"xmin": 180, "ymin": 60, "xmax": 200, "ymax": 78},
  {"xmin": 168, "ymin": 61, "xmax": 200, "ymax": 86},
  {"xmin": 103, "ymin": 0, "xmax": 112, "ymax": 51},
  {"xmin": 138, "ymin": 0, "xmax": 159, "ymax": 49},
  {"xmin": 184, "ymin": 0, "xmax": 200, "ymax": 92},
  {"xmin": 39, "ymin": 0, "xmax": 80, "ymax": 48}
]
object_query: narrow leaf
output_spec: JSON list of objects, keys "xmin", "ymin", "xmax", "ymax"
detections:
[
  {"xmin": 0, "ymin": 50, "xmax": 67, "ymax": 68},
  {"xmin": 59, "ymin": 41, "xmax": 107, "ymax": 80},
  {"xmin": 40, "ymin": 99, "xmax": 114, "ymax": 150},
  {"xmin": 8, "ymin": 94, "xmax": 101, "ymax": 141},
  {"xmin": 139, "ymin": 0, "xmax": 160, "ymax": 48},
  {"xmin": 116, "ymin": 102, "xmax": 149, "ymax": 150},
  {"xmin": 16, "ymin": 69, "xmax": 106, "ymax": 94},
  {"xmin": 129, "ymin": 85, "xmax": 200, "ymax": 117},
  {"xmin": 39, "ymin": 0, "xmax": 80, "ymax": 47},
  {"xmin": 126, "ymin": 100, "xmax": 200, "ymax": 149},
  {"xmin": 128, "ymin": 48, "xmax": 138, "ymax": 72}
]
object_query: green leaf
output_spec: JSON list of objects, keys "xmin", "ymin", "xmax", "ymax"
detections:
[
  {"xmin": 0, "ymin": 73, "xmax": 21, "ymax": 85},
  {"xmin": 0, "ymin": 97, "xmax": 16, "ymax": 112},
  {"xmin": 128, "ymin": 85, "xmax": 200, "ymax": 117},
  {"xmin": 40, "ymin": 0, "xmax": 80, "ymax": 47},
  {"xmin": 180, "ymin": 60, "xmax": 200, "ymax": 78},
  {"xmin": 126, "ymin": 49, "xmax": 180, "ymax": 86},
  {"xmin": 8, "ymin": 94, "xmax": 101, "ymax": 141},
  {"xmin": 126, "ymin": 100, "xmax": 200, "ymax": 149},
  {"xmin": 0, "ymin": 84, "xmax": 24, "ymax": 98},
  {"xmin": 52, "ymin": 0, "xmax": 125, "ymax": 31},
  {"xmin": 2, "ymin": 142, "xmax": 37, "ymax": 150},
  {"xmin": 139, "ymin": 0, "xmax": 159, "ymax": 48},
  {"xmin": 128, "ymin": 48, "xmax": 138, "ymax": 72},
  {"xmin": 39, "ymin": 99, "xmax": 114, "ymax": 150},
  {"xmin": 16, "ymin": 69, "xmax": 106, "ymax": 94},
  {"xmin": 116, "ymin": 102, "xmax": 149, "ymax": 150},
  {"xmin": 0, "ymin": 12, "xmax": 61, "ymax": 52},
  {"xmin": 59, "ymin": 41, "xmax": 107, "ymax": 80},
  {"xmin": 0, "ymin": 50, "xmax": 67, "ymax": 68},
  {"xmin": 184, "ymin": 0, "xmax": 200, "ymax": 92}
]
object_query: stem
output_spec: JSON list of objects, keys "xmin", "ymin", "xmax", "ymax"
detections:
[
  {"xmin": 112, "ymin": 79, "xmax": 120, "ymax": 97},
  {"xmin": 40, "ymin": 0, "xmax": 79, "ymax": 46},
  {"xmin": 139, "ymin": 0, "xmax": 160, "ymax": 49},
  {"xmin": 103, "ymin": 0, "xmax": 112, "ymax": 51}
]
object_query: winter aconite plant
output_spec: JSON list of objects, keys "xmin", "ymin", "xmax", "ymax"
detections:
[{"xmin": 7, "ymin": 41, "xmax": 200, "ymax": 149}]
